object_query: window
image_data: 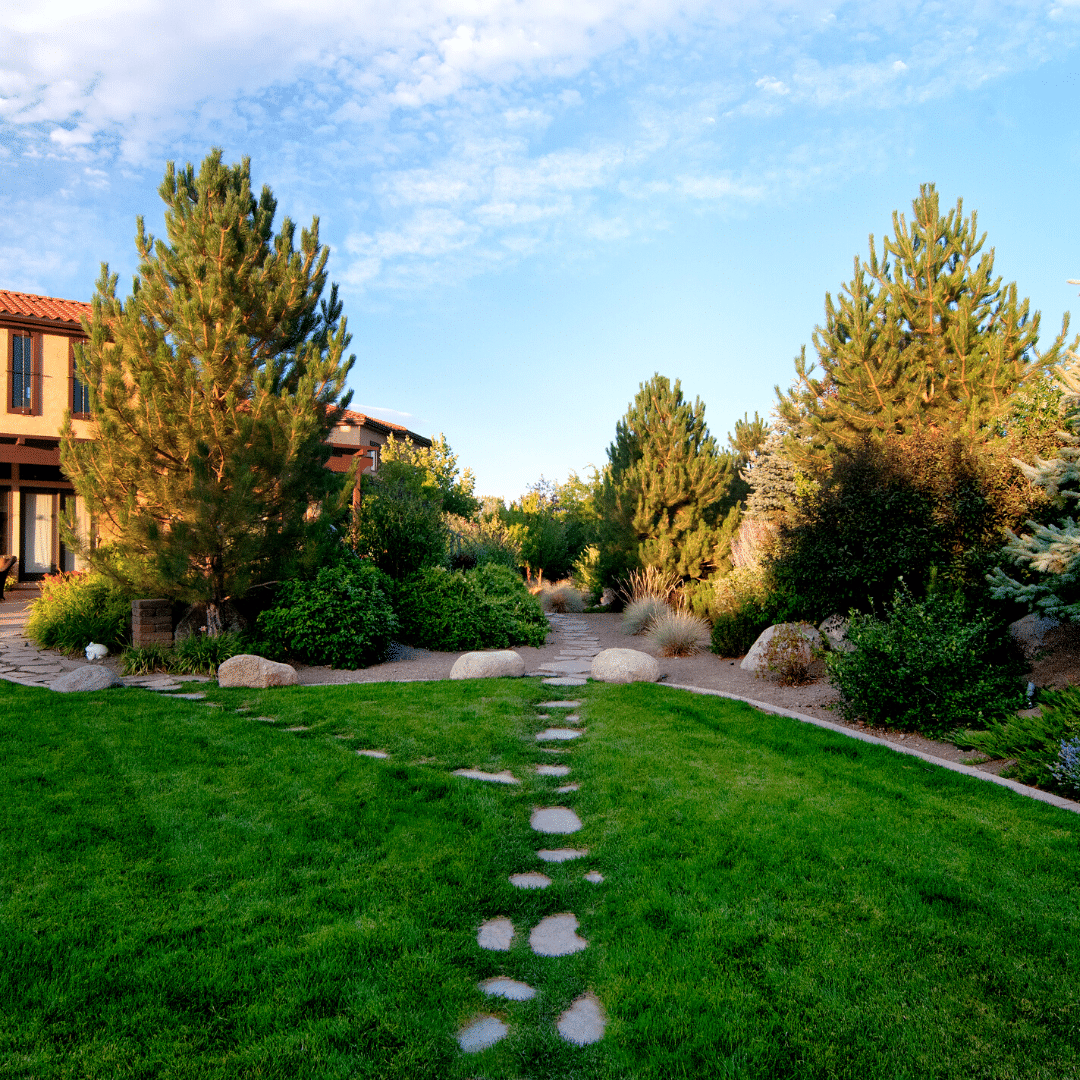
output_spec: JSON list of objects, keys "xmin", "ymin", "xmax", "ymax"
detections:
[
  {"xmin": 71, "ymin": 341, "xmax": 90, "ymax": 417},
  {"xmin": 10, "ymin": 332, "xmax": 35, "ymax": 413}
]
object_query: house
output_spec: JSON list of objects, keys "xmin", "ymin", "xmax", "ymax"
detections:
[{"xmin": 0, "ymin": 289, "xmax": 428, "ymax": 584}]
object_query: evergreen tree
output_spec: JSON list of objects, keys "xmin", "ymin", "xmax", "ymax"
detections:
[
  {"xmin": 601, "ymin": 374, "xmax": 737, "ymax": 582},
  {"xmin": 61, "ymin": 150, "xmax": 354, "ymax": 634},
  {"xmin": 777, "ymin": 184, "xmax": 1072, "ymax": 474},
  {"xmin": 742, "ymin": 428, "xmax": 799, "ymax": 523}
]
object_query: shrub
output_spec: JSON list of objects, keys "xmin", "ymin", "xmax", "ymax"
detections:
[
  {"xmin": 770, "ymin": 430, "xmax": 1034, "ymax": 621},
  {"xmin": 444, "ymin": 514, "xmax": 521, "ymax": 571},
  {"xmin": 121, "ymin": 644, "xmax": 172, "ymax": 675},
  {"xmin": 621, "ymin": 596, "xmax": 671, "ymax": 635},
  {"xmin": 709, "ymin": 564, "xmax": 774, "ymax": 657},
  {"xmin": 959, "ymin": 685, "xmax": 1080, "ymax": 791},
  {"xmin": 395, "ymin": 564, "xmax": 548, "ymax": 651},
  {"xmin": 758, "ymin": 623, "xmax": 819, "ymax": 686},
  {"xmin": 1052, "ymin": 734, "xmax": 1080, "ymax": 795},
  {"xmin": 826, "ymin": 590, "xmax": 1026, "ymax": 738},
  {"xmin": 571, "ymin": 544, "xmax": 603, "ymax": 605},
  {"xmin": 255, "ymin": 561, "xmax": 398, "ymax": 669},
  {"xmin": 538, "ymin": 581, "xmax": 585, "ymax": 613},
  {"xmin": 647, "ymin": 610, "xmax": 711, "ymax": 656},
  {"xmin": 26, "ymin": 572, "xmax": 132, "ymax": 654}
]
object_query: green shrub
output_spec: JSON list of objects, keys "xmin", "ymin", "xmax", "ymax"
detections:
[
  {"xmin": 395, "ymin": 565, "xmax": 548, "ymax": 651},
  {"xmin": 958, "ymin": 686, "xmax": 1080, "ymax": 791},
  {"xmin": 826, "ymin": 590, "xmax": 1025, "ymax": 738},
  {"xmin": 25, "ymin": 572, "xmax": 132, "ymax": 654},
  {"xmin": 256, "ymin": 561, "xmax": 398, "ymax": 669},
  {"xmin": 710, "ymin": 597, "xmax": 772, "ymax": 657},
  {"xmin": 121, "ymin": 644, "xmax": 172, "ymax": 675},
  {"xmin": 445, "ymin": 514, "xmax": 521, "ymax": 571},
  {"xmin": 759, "ymin": 623, "xmax": 820, "ymax": 686}
]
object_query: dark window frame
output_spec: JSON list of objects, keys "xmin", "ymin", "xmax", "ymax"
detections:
[
  {"xmin": 8, "ymin": 331, "xmax": 39, "ymax": 415},
  {"xmin": 70, "ymin": 339, "xmax": 90, "ymax": 418}
]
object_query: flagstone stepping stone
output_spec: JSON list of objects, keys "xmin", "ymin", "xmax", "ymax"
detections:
[
  {"xmin": 453, "ymin": 768, "xmax": 520, "ymax": 784},
  {"xmin": 531, "ymin": 807, "xmax": 582, "ymax": 833},
  {"xmin": 557, "ymin": 992, "xmax": 606, "ymax": 1045},
  {"xmin": 171, "ymin": 692, "xmax": 207, "ymax": 700},
  {"xmin": 458, "ymin": 1015, "xmax": 508, "ymax": 1052},
  {"xmin": 477, "ymin": 917, "xmax": 515, "ymax": 951},
  {"xmin": 480, "ymin": 976, "xmax": 536, "ymax": 1001},
  {"xmin": 285, "ymin": 725, "xmax": 309, "ymax": 732},
  {"xmin": 543, "ymin": 677, "xmax": 586, "ymax": 686},
  {"xmin": 561, "ymin": 714, "xmax": 581, "ymax": 724},
  {"xmin": 539, "ymin": 701, "xmax": 583, "ymax": 708},
  {"xmin": 536, "ymin": 764, "xmax": 571, "ymax": 776},
  {"xmin": 530, "ymin": 913, "xmax": 587, "ymax": 956},
  {"xmin": 556, "ymin": 784, "xmax": 579, "ymax": 793},
  {"xmin": 537, "ymin": 848, "xmax": 588, "ymax": 862},
  {"xmin": 509, "ymin": 872, "xmax": 552, "ymax": 889},
  {"xmin": 584, "ymin": 871, "xmax": 604, "ymax": 883},
  {"xmin": 357, "ymin": 749, "xmax": 389, "ymax": 759},
  {"xmin": 536, "ymin": 728, "xmax": 581, "ymax": 741},
  {"xmin": 537, "ymin": 660, "xmax": 593, "ymax": 674},
  {"xmin": 539, "ymin": 747, "xmax": 569, "ymax": 754},
  {"xmin": 255, "ymin": 716, "xmax": 276, "ymax": 723}
]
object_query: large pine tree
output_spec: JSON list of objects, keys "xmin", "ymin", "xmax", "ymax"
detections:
[
  {"xmin": 61, "ymin": 150, "xmax": 354, "ymax": 634},
  {"xmin": 602, "ymin": 374, "xmax": 737, "ymax": 582},
  {"xmin": 777, "ymin": 184, "xmax": 1072, "ymax": 473}
]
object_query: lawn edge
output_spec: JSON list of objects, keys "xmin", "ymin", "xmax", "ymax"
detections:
[{"xmin": 661, "ymin": 681, "xmax": 1080, "ymax": 815}]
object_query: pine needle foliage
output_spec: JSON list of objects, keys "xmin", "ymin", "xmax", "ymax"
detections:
[
  {"xmin": 60, "ymin": 151, "xmax": 355, "ymax": 634},
  {"xmin": 777, "ymin": 184, "xmax": 1073, "ymax": 474},
  {"xmin": 603, "ymin": 373, "xmax": 738, "ymax": 582}
]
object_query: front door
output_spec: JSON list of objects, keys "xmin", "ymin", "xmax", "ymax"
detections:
[{"xmin": 20, "ymin": 491, "xmax": 54, "ymax": 578}]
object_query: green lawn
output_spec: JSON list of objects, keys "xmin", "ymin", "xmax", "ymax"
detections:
[{"xmin": 1, "ymin": 676, "xmax": 1079, "ymax": 1078}]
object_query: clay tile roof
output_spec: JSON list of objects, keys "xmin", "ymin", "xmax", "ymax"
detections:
[
  {"xmin": 339, "ymin": 409, "xmax": 431, "ymax": 445},
  {"xmin": 0, "ymin": 290, "xmax": 91, "ymax": 325}
]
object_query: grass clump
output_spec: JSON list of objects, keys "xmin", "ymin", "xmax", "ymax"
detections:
[
  {"xmin": 538, "ymin": 580, "xmax": 585, "ymax": 613},
  {"xmin": 121, "ymin": 632, "xmax": 247, "ymax": 675},
  {"xmin": 620, "ymin": 596, "xmax": 671, "ymax": 635},
  {"xmin": 618, "ymin": 565, "xmax": 682, "ymax": 605},
  {"xmin": 647, "ymin": 609, "xmax": 710, "ymax": 656},
  {"xmin": 25, "ymin": 571, "xmax": 132, "ymax": 654}
]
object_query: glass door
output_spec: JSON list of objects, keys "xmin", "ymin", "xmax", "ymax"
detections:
[
  {"xmin": 20, "ymin": 491, "xmax": 54, "ymax": 577},
  {"xmin": 61, "ymin": 493, "xmax": 90, "ymax": 572}
]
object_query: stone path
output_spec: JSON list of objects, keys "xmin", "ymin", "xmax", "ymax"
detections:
[{"xmin": 456, "ymin": 611, "xmax": 608, "ymax": 1059}]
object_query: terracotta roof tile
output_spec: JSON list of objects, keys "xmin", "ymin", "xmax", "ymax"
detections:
[
  {"xmin": 0, "ymin": 289, "xmax": 91, "ymax": 325},
  {"xmin": 339, "ymin": 409, "xmax": 430, "ymax": 444}
]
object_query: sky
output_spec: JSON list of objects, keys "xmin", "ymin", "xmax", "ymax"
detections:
[{"xmin": 3, "ymin": 0, "xmax": 1080, "ymax": 501}]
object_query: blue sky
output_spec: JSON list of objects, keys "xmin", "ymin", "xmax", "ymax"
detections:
[{"xmin": 3, "ymin": 0, "xmax": 1080, "ymax": 500}]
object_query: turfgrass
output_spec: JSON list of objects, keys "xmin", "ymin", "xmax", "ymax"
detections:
[{"xmin": 1, "ymin": 677, "xmax": 1079, "ymax": 1078}]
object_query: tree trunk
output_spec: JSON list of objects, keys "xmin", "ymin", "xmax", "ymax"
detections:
[{"xmin": 206, "ymin": 601, "xmax": 224, "ymax": 638}]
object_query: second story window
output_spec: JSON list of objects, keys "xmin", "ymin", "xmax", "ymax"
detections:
[
  {"xmin": 10, "ymin": 333, "xmax": 34, "ymax": 413},
  {"xmin": 71, "ymin": 343, "xmax": 90, "ymax": 418}
]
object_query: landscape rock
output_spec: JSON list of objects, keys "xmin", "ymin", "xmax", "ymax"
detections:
[
  {"xmin": 741, "ymin": 623, "xmax": 824, "ymax": 673},
  {"xmin": 217, "ymin": 654, "xmax": 299, "ymax": 689},
  {"xmin": 1009, "ymin": 613, "xmax": 1062, "ymax": 661},
  {"xmin": 51, "ymin": 666, "xmax": 124, "ymax": 693},
  {"xmin": 449, "ymin": 650, "xmax": 525, "ymax": 680},
  {"xmin": 590, "ymin": 647, "xmax": 660, "ymax": 684},
  {"xmin": 817, "ymin": 615, "xmax": 854, "ymax": 653}
]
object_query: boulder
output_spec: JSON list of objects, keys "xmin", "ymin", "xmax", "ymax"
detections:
[
  {"xmin": 590, "ymin": 647, "xmax": 659, "ymax": 684},
  {"xmin": 217, "ymin": 654, "xmax": 299, "ymax": 689},
  {"xmin": 1009, "ymin": 613, "xmax": 1062, "ymax": 661},
  {"xmin": 817, "ymin": 614, "xmax": 854, "ymax": 653},
  {"xmin": 741, "ymin": 623, "xmax": 824, "ymax": 673},
  {"xmin": 51, "ymin": 665, "xmax": 124, "ymax": 693},
  {"xmin": 450, "ymin": 651, "xmax": 525, "ymax": 680}
]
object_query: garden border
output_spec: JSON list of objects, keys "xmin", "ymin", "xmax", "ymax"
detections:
[{"xmin": 662, "ymin": 681, "xmax": 1080, "ymax": 815}]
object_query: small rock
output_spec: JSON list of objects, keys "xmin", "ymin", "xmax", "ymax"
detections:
[
  {"xmin": 818, "ymin": 614, "xmax": 854, "ymax": 653},
  {"xmin": 591, "ymin": 648, "xmax": 660, "ymax": 684},
  {"xmin": 530, "ymin": 913, "xmax": 587, "ymax": 956},
  {"xmin": 477, "ymin": 916, "xmax": 515, "ymax": 951},
  {"xmin": 557, "ymin": 992, "xmax": 606, "ymax": 1045},
  {"xmin": 450, "ymin": 651, "xmax": 525, "ymax": 680},
  {"xmin": 457, "ymin": 1015, "xmax": 508, "ymax": 1052},
  {"xmin": 217, "ymin": 654, "xmax": 298, "ymax": 689},
  {"xmin": 51, "ymin": 666, "xmax": 124, "ymax": 693},
  {"xmin": 531, "ymin": 807, "xmax": 583, "ymax": 834},
  {"xmin": 741, "ymin": 623, "xmax": 824, "ymax": 673}
]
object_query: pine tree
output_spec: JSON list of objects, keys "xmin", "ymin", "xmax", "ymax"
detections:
[
  {"xmin": 602, "ymin": 374, "xmax": 737, "ymax": 582},
  {"xmin": 777, "ymin": 184, "xmax": 1072, "ymax": 474},
  {"xmin": 742, "ymin": 428, "xmax": 799, "ymax": 523},
  {"xmin": 60, "ymin": 150, "xmax": 354, "ymax": 634}
]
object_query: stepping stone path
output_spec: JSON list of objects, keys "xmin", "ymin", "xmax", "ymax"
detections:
[{"xmin": 456, "ymin": 611, "xmax": 607, "ymax": 1055}]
